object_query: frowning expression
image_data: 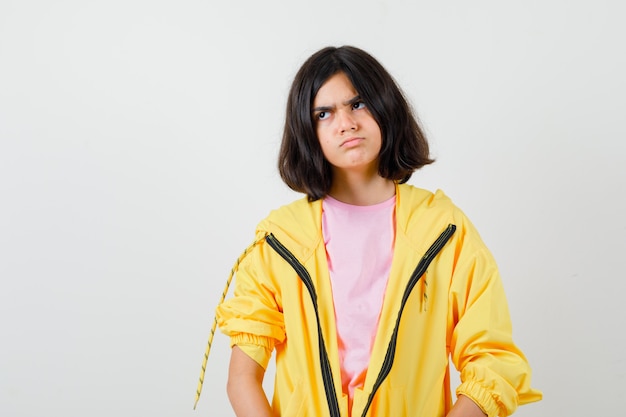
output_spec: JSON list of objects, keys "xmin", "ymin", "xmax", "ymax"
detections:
[{"xmin": 312, "ymin": 72, "xmax": 382, "ymax": 175}]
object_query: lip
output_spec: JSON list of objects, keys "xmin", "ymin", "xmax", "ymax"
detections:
[{"xmin": 340, "ymin": 137, "xmax": 364, "ymax": 147}]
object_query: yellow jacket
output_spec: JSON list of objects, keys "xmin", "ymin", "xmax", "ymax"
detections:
[{"xmin": 216, "ymin": 184, "xmax": 542, "ymax": 416}]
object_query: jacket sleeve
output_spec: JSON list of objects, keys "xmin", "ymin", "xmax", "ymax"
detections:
[
  {"xmin": 215, "ymin": 235, "xmax": 285, "ymax": 369},
  {"xmin": 447, "ymin": 212, "xmax": 542, "ymax": 416}
]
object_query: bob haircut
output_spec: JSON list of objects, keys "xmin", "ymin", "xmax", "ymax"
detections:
[{"xmin": 278, "ymin": 45, "xmax": 434, "ymax": 202}]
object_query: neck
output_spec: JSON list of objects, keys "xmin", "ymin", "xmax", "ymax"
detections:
[{"xmin": 328, "ymin": 171, "xmax": 396, "ymax": 206}]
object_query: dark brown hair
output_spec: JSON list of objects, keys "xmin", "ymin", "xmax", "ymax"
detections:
[{"xmin": 278, "ymin": 45, "xmax": 434, "ymax": 201}]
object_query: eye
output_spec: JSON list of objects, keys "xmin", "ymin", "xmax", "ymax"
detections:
[
  {"xmin": 316, "ymin": 111, "xmax": 330, "ymax": 120},
  {"xmin": 352, "ymin": 101, "xmax": 366, "ymax": 110}
]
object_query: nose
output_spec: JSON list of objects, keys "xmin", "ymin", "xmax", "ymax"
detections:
[{"xmin": 337, "ymin": 109, "xmax": 357, "ymax": 132}]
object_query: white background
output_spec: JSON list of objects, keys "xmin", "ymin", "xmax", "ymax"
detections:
[{"xmin": 1, "ymin": 1, "xmax": 625, "ymax": 416}]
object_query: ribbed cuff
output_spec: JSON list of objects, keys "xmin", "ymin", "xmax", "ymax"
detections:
[{"xmin": 456, "ymin": 380, "xmax": 502, "ymax": 417}]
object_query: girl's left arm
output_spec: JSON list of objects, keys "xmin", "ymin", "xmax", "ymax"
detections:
[
  {"xmin": 446, "ymin": 395, "xmax": 486, "ymax": 417},
  {"xmin": 447, "ymin": 213, "xmax": 542, "ymax": 417}
]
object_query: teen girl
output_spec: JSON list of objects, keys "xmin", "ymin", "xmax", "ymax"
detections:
[{"xmin": 195, "ymin": 45, "xmax": 541, "ymax": 417}]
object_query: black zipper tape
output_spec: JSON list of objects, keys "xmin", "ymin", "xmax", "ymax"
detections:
[
  {"xmin": 359, "ymin": 224, "xmax": 456, "ymax": 417},
  {"xmin": 265, "ymin": 234, "xmax": 341, "ymax": 417}
]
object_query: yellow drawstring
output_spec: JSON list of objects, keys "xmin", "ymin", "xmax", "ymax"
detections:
[{"xmin": 193, "ymin": 235, "xmax": 267, "ymax": 410}]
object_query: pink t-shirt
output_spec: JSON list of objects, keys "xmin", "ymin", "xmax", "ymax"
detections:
[{"xmin": 321, "ymin": 195, "xmax": 396, "ymax": 411}]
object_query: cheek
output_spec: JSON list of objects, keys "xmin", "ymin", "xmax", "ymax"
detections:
[
  {"xmin": 316, "ymin": 128, "xmax": 332, "ymax": 146},
  {"xmin": 319, "ymin": 140, "xmax": 333, "ymax": 158},
  {"xmin": 317, "ymin": 136, "xmax": 335, "ymax": 161}
]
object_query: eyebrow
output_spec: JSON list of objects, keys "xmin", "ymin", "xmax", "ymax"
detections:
[{"xmin": 312, "ymin": 95, "xmax": 362, "ymax": 113}]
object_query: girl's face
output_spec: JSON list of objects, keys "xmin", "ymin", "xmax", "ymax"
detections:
[{"xmin": 312, "ymin": 72, "xmax": 382, "ymax": 176}]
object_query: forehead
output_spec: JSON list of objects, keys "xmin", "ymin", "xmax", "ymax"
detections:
[{"xmin": 313, "ymin": 72, "xmax": 358, "ymax": 106}]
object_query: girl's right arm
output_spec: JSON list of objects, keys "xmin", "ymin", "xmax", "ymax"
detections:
[{"xmin": 227, "ymin": 345, "xmax": 275, "ymax": 417}]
